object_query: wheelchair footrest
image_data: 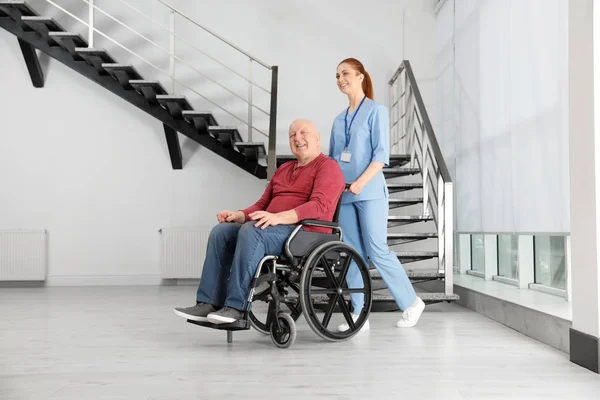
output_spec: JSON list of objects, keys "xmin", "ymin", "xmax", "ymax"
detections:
[{"xmin": 186, "ymin": 319, "xmax": 251, "ymax": 331}]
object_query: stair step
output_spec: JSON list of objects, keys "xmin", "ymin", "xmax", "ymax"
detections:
[
  {"xmin": 383, "ymin": 167, "xmax": 421, "ymax": 178},
  {"xmin": 182, "ymin": 111, "xmax": 218, "ymax": 127},
  {"xmin": 102, "ymin": 63, "xmax": 143, "ymax": 78},
  {"xmin": 75, "ymin": 48, "xmax": 115, "ymax": 73},
  {"xmin": 75, "ymin": 48, "xmax": 115, "ymax": 61},
  {"xmin": 387, "ymin": 215, "xmax": 433, "ymax": 227},
  {"xmin": 156, "ymin": 95, "xmax": 192, "ymax": 107},
  {"xmin": 101, "ymin": 63, "xmax": 143, "ymax": 89},
  {"xmin": 395, "ymin": 250, "xmax": 438, "ymax": 263},
  {"xmin": 156, "ymin": 95, "xmax": 193, "ymax": 118},
  {"xmin": 276, "ymin": 154, "xmax": 411, "ymax": 168},
  {"xmin": 373, "ymin": 293, "xmax": 459, "ymax": 305},
  {"xmin": 128, "ymin": 80, "xmax": 167, "ymax": 104},
  {"xmin": 370, "ymin": 270, "xmax": 445, "ymax": 280},
  {"xmin": 21, "ymin": 16, "xmax": 64, "ymax": 33},
  {"xmin": 312, "ymin": 269, "xmax": 444, "ymax": 283},
  {"xmin": 129, "ymin": 80, "xmax": 167, "ymax": 94},
  {"xmin": 388, "ymin": 154, "xmax": 411, "ymax": 167},
  {"xmin": 388, "ymin": 232, "xmax": 437, "ymax": 239},
  {"xmin": 387, "ymin": 183, "xmax": 422, "ymax": 193},
  {"xmin": 234, "ymin": 142, "xmax": 266, "ymax": 161},
  {"xmin": 48, "ymin": 31, "xmax": 87, "ymax": 48},
  {"xmin": 208, "ymin": 126, "xmax": 243, "ymax": 145},
  {"xmin": 0, "ymin": 1, "xmax": 38, "ymax": 20},
  {"xmin": 387, "ymin": 232, "xmax": 437, "ymax": 245},
  {"xmin": 208, "ymin": 126, "xmax": 238, "ymax": 130},
  {"xmin": 312, "ymin": 292, "xmax": 459, "ymax": 312},
  {"xmin": 388, "ymin": 197, "xmax": 423, "ymax": 209}
]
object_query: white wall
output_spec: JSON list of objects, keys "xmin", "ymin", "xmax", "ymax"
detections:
[
  {"xmin": 436, "ymin": 0, "xmax": 570, "ymax": 234},
  {"xmin": 0, "ymin": 0, "xmax": 437, "ymax": 283},
  {"xmin": 163, "ymin": 0, "xmax": 438, "ymax": 154},
  {"xmin": 568, "ymin": 0, "xmax": 599, "ymax": 340},
  {"xmin": 0, "ymin": 28, "xmax": 265, "ymax": 284}
]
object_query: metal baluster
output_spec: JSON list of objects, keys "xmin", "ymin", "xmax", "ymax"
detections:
[
  {"xmin": 396, "ymin": 77, "xmax": 401, "ymax": 154},
  {"xmin": 438, "ymin": 173, "xmax": 445, "ymax": 274},
  {"xmin": 248, "ymin": 59, "xmax": 253, "ymax": 142},
  {"xmin": 389, "ymin": 79, "xmax": 393, "ymax": 153},
  {"xmin": 169, "ymin": 11, "xmax": 175, "ymax": 92},
  {"xmin": 399, "ymin": 75, "xmax": 405, "ymax": 154},
  {"xmin": 88, "ymin": 0, "xmax": 94, "ymax": 47},
  {"xmin": 422, "ymin": 134, "xmax": 429, "ymax": 217},
  {"xmin": 444, "ymin": 182, "xmax": 454, "ymax": 295}
]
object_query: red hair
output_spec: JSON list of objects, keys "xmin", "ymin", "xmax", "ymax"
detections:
[{"xmin": 338, "ymin": 58, "xmax": 374, "ymax": 100}]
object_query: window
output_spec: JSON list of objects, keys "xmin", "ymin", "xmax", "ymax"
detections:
[
  {"xmin": 497, "ymin": 235, "xmax": 518, "ymax": 279},
  {"xmin": 534, "ymin": 236, "xmax": 566, "ymax": 290},
  {"xmin": 471, "ymin": 235, "xmax": 485, "ymax": 272}
]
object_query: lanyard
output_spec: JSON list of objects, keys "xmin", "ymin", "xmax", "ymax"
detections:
[{"xmin": 344, "ymin": 95, "xmax": 367, "ymax": 149}]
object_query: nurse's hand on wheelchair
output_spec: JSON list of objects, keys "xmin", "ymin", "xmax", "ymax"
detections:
[{"xmin": 346, "ymin": 180, "xmax": 365, "ymax": 195}]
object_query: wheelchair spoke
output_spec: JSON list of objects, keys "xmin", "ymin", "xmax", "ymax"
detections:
[
  {"xmin": 341, "ymin": 288, "xmax": 367, "ymax": 294},
  {"xmin": 338, "ymin": 253, "xmax": 353, "ymax": 285},
  {"xmin": 337, "ymin": 296, "xmax": 355, "ymax": 330},
  {"xmin": 320, "ymin": 255, "xmax": 340, "ymax": 287},
  {"xmin": 309, "ymin": 289, "xmax": 338, "ymax": 295},
  {"xmin": 321, "ymin": 294, "xmax": 339, "ymax": 328}
]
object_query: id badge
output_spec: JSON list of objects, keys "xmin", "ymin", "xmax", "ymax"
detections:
[{"xmin": 340, "ymin": 151, "xmax": 352, "ymax": 163}]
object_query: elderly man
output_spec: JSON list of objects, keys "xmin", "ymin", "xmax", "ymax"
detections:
[{"xmin": 174, "ymin": 119, "xmax": 345, "ymax": 324}]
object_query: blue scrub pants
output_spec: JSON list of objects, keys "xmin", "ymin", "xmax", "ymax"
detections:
[{"xmin": 340, "ymin": 198, "xmax": 417, "ymax": 312}]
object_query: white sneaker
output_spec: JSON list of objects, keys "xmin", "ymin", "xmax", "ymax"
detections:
[
  {"xmin": 396, "ymin": 297, "xmax": 425, "ymax": 328},
  {"xmin": 336, "ymin": 314, "xmax": 370, "ymax": 332}
]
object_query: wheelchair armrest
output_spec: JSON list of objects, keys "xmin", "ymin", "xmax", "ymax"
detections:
[{"xmin": 298, "ymin": 219, "xmax": 339, "ymax": 229}]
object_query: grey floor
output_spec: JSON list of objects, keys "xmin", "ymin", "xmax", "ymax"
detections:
[{"xmin": 1, "ymin": 286, "xmax": 599, "ymax": 400}]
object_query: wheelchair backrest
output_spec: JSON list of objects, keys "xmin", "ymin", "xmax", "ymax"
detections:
[{"xmin": 331, "ymin": 183, "xmax": 350, "ymax": 223}]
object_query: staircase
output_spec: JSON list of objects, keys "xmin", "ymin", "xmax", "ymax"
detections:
[
  {"xmin": 0, "ymin": 0, "xmax": 276, "ymax": 179},
  {"xmin": 0, "ymin": 0, "xmax": 457, "ymax": 310}
]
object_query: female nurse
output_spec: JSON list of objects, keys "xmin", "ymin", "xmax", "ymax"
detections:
[{"xmin": 329, "ymin": 58, "xmax": 425, "ymax": 331}]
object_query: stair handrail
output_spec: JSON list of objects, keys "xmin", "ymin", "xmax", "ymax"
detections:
[
  {"xmin": 154, "ymin": 0, "xmax": 271, "ymax": 70},
  {"xmin": 43, "ymin": 0, "xmax": 279, "ymax": 179},
  {"xmin": 81, "ymin": 0, "xmax": 270, "ymax": 116},
  {"xmin": 388, "ymin": 60, "xmax": 454, "ymax": 295},
  {"xmin": 111, "ymin": 0, "xmax": 270, "ymax": 93}
]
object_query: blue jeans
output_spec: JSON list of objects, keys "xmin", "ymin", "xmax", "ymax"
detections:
[{"xmin": 196, "ymin": 222, "xmax": 296, "ymax": 311}]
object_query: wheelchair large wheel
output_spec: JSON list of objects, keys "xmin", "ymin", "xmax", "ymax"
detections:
[
  {"xmin": 300, "ymin": 241, "xmax": 372, "ymax": 342},
  {"xmin": 248, "ymin": 280, "xmax": 302, "ymax": 335}
]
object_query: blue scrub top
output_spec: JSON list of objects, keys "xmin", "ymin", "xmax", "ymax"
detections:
[{"xmin": 329, "ymin": 99, "xmax": 390, "ymax": 204}]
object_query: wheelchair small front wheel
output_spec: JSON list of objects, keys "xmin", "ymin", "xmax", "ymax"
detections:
[
  {"xmin": 270, "ymin": 313, "xmax": 296, "ymax": 349},
  {"xmin": 249, "ymin": 282, "xmax": 302, "ymax": 335}
]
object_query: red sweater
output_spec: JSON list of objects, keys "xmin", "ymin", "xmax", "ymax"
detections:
[{"xmin": 242, "ymin": 153, "xmax": 345, "ymax": 233}]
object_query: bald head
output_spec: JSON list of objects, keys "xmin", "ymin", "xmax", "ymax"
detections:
[
  {"xmin": 289, "ymin": 119, "xmax": 320, "ymax": 138},
  {"xmin": 288, "ymin": 119, "xmax": 322, "ymax": 166}
]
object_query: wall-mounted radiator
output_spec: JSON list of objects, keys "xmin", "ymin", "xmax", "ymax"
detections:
[
  {"xmin": 159, "ymin": 227, "xmax": 211, "ymax": 278},
  {"xmin": 0, "ymin": 230, "xmax": 47, "ymax": 281}
]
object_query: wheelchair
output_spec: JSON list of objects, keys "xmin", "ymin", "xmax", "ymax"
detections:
[{"xmin": 187, "ymin": 186, "xmax": 373, "ymax": 348}]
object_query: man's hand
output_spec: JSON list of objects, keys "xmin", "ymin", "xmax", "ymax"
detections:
[
  {"xmin": 347, "ymin": 180, "xmax": 365, "ymax": 195},
  {"xmin": 249, "ymin": 211, "xmax": 283, "ymax": 230},
  {"xmin": 217, "ymin": 210, "xmax": 245, "ymax": 224}
]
